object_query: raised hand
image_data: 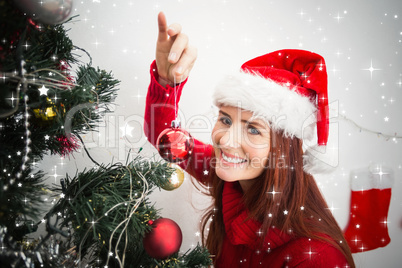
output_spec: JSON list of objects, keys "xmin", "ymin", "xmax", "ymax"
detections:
[{"xmin": 155, "ymin": 12, "xmax": 197, "ymax": 87}]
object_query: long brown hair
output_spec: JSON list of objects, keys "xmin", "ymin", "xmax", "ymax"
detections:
[{"xmin": 199, "ymin": 129, "xmax": 355, "ymax": 267}]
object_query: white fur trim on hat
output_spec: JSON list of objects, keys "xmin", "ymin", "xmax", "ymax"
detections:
[{"xmin": 213, "ymin": 71, "xmax": 317, "ymax": 141}]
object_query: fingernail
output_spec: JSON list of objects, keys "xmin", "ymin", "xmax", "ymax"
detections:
[
  {"xmin": 169, "ymin": 52, "xmax": 176, "ymax": 61},
  {"xmin": 176, "ymin": 66, "xmax": 183, "ymax": 74}
]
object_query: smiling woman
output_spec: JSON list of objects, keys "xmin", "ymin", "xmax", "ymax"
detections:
[
  {"xmin": 144, "ymin": 12, "xmax": 355, "ymax": 268},
  {"xmin": 203, "ymin": 126, "xmax": 352, "ymax": 267}
]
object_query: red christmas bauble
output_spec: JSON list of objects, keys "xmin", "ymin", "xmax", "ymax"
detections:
[
  {"xmin": 143, "ymin": 218, "xmax": 183, "ymax": 259},
  {"xmin": 157, "ymin": 127, "xmax": 194, "ymax": 163}
]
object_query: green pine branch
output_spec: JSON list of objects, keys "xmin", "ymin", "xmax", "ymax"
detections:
[
  {"xmin": 0, "ymin": 0, "xmax": 119, "ymax": 237},
  {"xmin": 49, "ymin": 156, "xmax": 177, "ymax": 267},
  {"xmin": 151, "ymin": 244, "xmax": 212, "ymax": 268},
  {"xmin": 1, "ymin": 1, "xmax": 211, "ymax": 267}
]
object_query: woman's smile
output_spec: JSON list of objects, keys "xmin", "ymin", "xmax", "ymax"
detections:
[{"xmin": 220, "ymin": 150, "xmax": 247, "ymax": 166}]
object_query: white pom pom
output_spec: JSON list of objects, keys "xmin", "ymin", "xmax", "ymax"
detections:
[{"xmin": 303, "ymin": 145, "xmax": 337, "ymax": 175}]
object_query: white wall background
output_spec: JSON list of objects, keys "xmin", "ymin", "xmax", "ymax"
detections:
[{"xmin": 39, "ymin": 0, "xmax": 402, "ymax": 267}]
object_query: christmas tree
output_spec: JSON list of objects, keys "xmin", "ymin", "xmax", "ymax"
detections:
[{"xmin": 0, "ymin": 0, "xmax": 211, "ymax": 267}]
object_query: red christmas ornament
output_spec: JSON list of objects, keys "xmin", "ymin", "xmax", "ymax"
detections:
[
  {"xmin": 157, "ymin": 121, "xmax": 194, "ymax": 163},
  {"xmin": 143, "ymin": 218, "xmax": 183, "ymax": 259}
]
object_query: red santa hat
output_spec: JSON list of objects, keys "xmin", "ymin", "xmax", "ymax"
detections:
[{"xmin": 212, "ymin": 49, "xmax": 331, "ymax": 174}]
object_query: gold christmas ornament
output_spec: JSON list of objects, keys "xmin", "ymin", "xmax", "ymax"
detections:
[
  {"xmin": 33, "ymin": 98, "xmax": 57, "ymax": 121},
  {"xmin": 33, "ymin": 98, "xmax": 65, "ymax": 122},
  {"xmin": 161, "ymin": 164, "xmax": 185, "ymax": 191}
]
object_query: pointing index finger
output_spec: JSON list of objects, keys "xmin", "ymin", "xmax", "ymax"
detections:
[{"xmin": 157, "ymin": 12, "xmax": 168, "ymax": 41}]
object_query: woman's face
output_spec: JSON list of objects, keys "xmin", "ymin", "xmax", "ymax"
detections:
[{"xmin": 212, "ymin": 106, "xmax": 271, "ymax": 186}]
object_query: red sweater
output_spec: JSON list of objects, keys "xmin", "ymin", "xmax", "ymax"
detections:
[{"xmin": 144, "ymin": 61, "xmax": 349, "ymax": 267}]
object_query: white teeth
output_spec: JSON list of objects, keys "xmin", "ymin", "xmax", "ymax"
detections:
[{"xmin": 221, "ymin": 152, "xmax": 246, "ymax": 164}]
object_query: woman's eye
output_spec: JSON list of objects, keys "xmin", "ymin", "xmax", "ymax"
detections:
[
  {"xmin": 248, "ymin": 126, "xmax": 260, "ymax": 135},
  {"xmin": 219, "ymin": 116, "xmax": 231, "ymax": 126}
]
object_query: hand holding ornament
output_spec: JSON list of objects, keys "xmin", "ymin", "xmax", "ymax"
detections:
[{"xmin": 154, "ymin": 12, "xmax": 195, "ymax": 163}]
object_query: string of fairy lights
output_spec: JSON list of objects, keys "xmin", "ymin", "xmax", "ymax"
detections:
[
  {"xmin": 339, "ymin": 114, "xmax": 402, "ymax": 142},
  {"xmin": 16, "ymin": 61, "xmax": 31, "ymax": 180}
]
